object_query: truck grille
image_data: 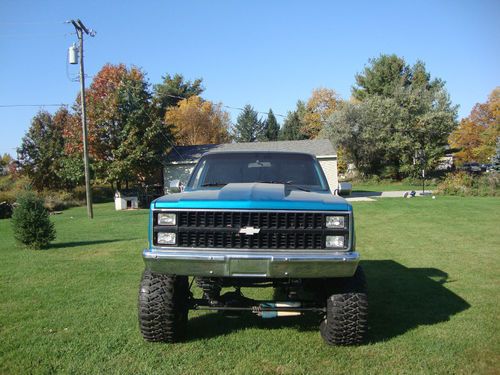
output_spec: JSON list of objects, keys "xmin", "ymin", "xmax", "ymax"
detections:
[
  {"xmin": 177, "ymin": 230, "xmax": 325, "ymax": 249},
  {"xmin": 152, "ymin": 211, "xmax": 349, "ymax": 250},
  {"xmin": 178, "ymin": 211, "xmax": 325, "ymax": 230}
]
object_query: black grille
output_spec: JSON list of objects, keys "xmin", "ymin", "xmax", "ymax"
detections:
[
  {"xmin": 153, "ymin": 211, "xmax": 348, "ymax": 250},
  {"xmin": 177, "ymin": 229, "xmax": 325, "ymax": 249},
  {"xmin": 178, "ymin": 211, "xmax": 325, "ymax": 230}
]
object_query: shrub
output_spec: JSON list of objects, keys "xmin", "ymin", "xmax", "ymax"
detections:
[
  {"xmin": 40, "ymin": 190, "xmax": 82, "ymax": 211},
  {"xmin": 436, "ymin": 172, "xmax": 499, "ymax": 197},
  {"xmin": 0, "ymin": 175, "xmax": 30, "ymax": 205},
  {"xmin": 0, "ymin": 201, "xmax": 13, "ymax": 219},
  {"xmin": 11, "ymin": 190, "xmax": 56, "ymax": 249}
]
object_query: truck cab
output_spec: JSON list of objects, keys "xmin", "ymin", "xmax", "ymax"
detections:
[{"xmin": 138, "ymin": 151, "xmax": 367, "ymax": 346}]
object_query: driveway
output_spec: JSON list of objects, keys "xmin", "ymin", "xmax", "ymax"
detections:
[{"xmin": 346, "ymin": 190, "xmax": 434, "ymax": 201}]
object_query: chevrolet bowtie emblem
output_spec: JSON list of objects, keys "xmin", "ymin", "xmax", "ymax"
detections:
[{"xmin": 239, "ymin": 226, "xmax": 261, "ymax": 235}]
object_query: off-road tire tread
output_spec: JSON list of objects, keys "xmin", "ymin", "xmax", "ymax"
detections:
[
  {"xmin": 138, "ymin": 271, "xmax": 188, "ymax": 343},
  {"xmin": 320, "ymin": 266, "xmax": 368, "ymax": 346}
]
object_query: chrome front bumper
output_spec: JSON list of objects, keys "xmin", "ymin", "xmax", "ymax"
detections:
[{"xmin": 143, "ymin": 248, "xmax": 360, "ymax": 278}]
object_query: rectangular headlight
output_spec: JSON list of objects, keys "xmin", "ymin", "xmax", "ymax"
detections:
[
  {"xmin": 325, "ymin": 235, "xmax": 345, "ymax": 249},
  {"xmin": 326, "ymin": 216, "xmax": 345, "ymax": 229},
  {"xmin": 158, "ymin": 213, "xmax": 176, "ymax": 226},
  {"xmin": 157, "ymin": 232, "xmax": 176, "ymax": 245}
]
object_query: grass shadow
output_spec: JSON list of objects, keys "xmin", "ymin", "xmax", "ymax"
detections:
[
  {"xmin": 186, "ymin": 311, "xmax": 318, "ymax": 342},
  {"xmin": 185, "ymin": 260, "xmax": 470, "ymax": 343},
  {"xmin": 49, "ymin": 239, "xmax": 124, "ymax": 249},
  {"xmin": 362, "ymin": 260, "xmax": 470, "ymax": 343},
  {"xmin": 351, "ymin": 191, "xmax": 383, "ymax": 197}
]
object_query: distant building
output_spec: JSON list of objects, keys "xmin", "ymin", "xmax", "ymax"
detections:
[
  {"xmin": 163, "ymin": 139, "xmax": 338, "ymax": 194},
  {"xmin": 114, "ymin": 190, "xmax": 139, "ymax": 210}
]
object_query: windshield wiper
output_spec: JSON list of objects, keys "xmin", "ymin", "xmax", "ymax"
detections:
[
  {"xmin": 201, "ymin": 182, "xmax": 227, "ymax": 187},
  {"xmin": 257, "ymin": 181, "xmax": 310, "ymax": 192}
]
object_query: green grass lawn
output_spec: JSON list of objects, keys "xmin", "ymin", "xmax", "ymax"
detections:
[{"xmin": 1, "ymin": 198, "xmax": 499, "ymax": 374}]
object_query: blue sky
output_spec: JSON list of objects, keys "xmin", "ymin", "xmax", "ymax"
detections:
[{"xmin": 0, "ymin": 0, "xmax": 499, "ymax": 156}]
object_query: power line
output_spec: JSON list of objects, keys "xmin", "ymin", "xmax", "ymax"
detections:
[
  {"xmin": 1, "ymin": 98, "xmax": 288, "ymax": 118},
  {"xmin": 164, "ymin": 94, "xmax": 287, "ymax": 118},
  {"xmin": 0, "ymin": 33, "xmax": 71, "ymax": 38},
  {"xmin": 0, "ymin": 21, "xmax": 66, "ymax": 25},
  {"xmin": 0, "ymin": 104, "xmax": 69, "ymax": 107}
]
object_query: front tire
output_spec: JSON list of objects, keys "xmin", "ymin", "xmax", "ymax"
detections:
[
  {"xmin": 319, "ymin": 266, "xmax": 368, "ymax": 345},
  {"xmin": 138, "ymin": 271, "xmax": 189, "ymax": 343}
]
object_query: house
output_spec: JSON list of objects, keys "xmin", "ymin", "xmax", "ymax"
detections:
[{"xmin": 163, "ymin": 139, "xmax": 338, "ymax": 193}]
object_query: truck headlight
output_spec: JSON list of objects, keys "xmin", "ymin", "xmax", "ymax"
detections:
[
  {"xmin": 158, "ymin": 213, "xmax": 176, "ymax": 226},
  {"xmin": 326, "ymin": 216, "xmax": 345, "ymax": 228},
  {"xmin": 157, "ymin": 232, "xmax": 176, "ymax": 245},
  {"xmin": 325, "ymin": 235, "xmax": 345, "ymax": 249}
]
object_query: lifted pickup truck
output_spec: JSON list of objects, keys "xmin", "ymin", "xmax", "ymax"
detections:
[{"xmin": 138, "ymin": 151, "xmax": 367, "ymax": 345}]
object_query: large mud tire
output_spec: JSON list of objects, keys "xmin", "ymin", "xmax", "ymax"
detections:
[
  {"xmin": 138, "ymin": 271, "xmax": 189, "ymax": 343},
  {"xmin": 319, "ymin": 266, "xmax": 368, "ymax": 345}
]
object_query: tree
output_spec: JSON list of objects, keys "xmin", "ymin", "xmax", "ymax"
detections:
[
  {"xmin": 352, "ymin": 54, "xmax": 443, "ymax": 101},
  {"xmin": 261, "ymin": 109, "xmax": 279, "ymax": 141},
  {"xmin": 302, "ymin": 88, "xmax": 342, "ymax": 138},
  {"xmin": 165, "ymin": 96, "xmax": 231, "ymax": 145},
  {"xmin": 17, "ymin": 110, "xmax": 65, "ymax": 190},
  {"xmin": 492, "ymin": 137, "xmax": 500, "ymax": 170},
  {"xmin": 233, "ymin": 105, "xmax": 264, "ymax": 142},
  {"xmin": 327, "ymin": 85, "xmax": 457, "ymax": 177},
  {"xmin": 50, "ymin": 107, "xmax": 85, "ymax": 188},
  {"xmin": 279, "ymin": 101, "xmax": 308, "ymax": 141},
  {"xmin": 11, "ymin": 190, "xmax": 56, "ymax": 249},
  {"xmin": 449, "ymin": 87, "xmax": 500, "ymax": 164},
  {"xmin": 330, "ymin": 55, "xmax": 458, "ymax": 177},
  {"xmin": 153, "ymin": 73, "xmax": 204, "ymax": 118},
  {"xmin": 64, "ymin": 64, "xmax": 169, "ymax": 188},
  {"xmin": 0, "ymin": 153, "xmax": 12, "ymax": 168},
  {"xmin": 0, "ymin": 153, "xmax": 13, "ymax": 175}
]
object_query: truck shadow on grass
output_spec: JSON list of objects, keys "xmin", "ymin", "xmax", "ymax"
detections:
[
  {"xmin": 185, "ymin": 260, "xmax": 470, "ymax": 343},
  {"xmin": 49, "ymin": 239, "xmax": 124, "ymax": 249}
]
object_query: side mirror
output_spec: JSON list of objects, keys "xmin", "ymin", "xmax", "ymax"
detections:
[
  {"xmin": 169, "ymin": 180, "xmax": 183, "ymax": 193},
  {"xmin": 338, "ymin": 182, "xmax": 352, "ymax": 196}
]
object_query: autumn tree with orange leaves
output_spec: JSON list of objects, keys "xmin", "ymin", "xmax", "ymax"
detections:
[
  {"xmin": 165, "ymin": 96, "xmax": 231, "ymax": 145},
  {"xmin": 64, "ymin": 64, "xmax": 169, "ymax": 189},
  {"xmin": 449, "ymin": 87, "xmax": 499, "ymax": 164},
  {"xmin": 302, "ymin": 88, "xmax": 342, "ymax": 138}
]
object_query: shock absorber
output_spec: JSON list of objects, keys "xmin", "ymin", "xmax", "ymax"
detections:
[
  {"xmin": 195, "ymin": 277, "xmax": 222, "ymax": 304},
  {"xmin": 255, "ymin": 302, "xmax": 302, "ymax": 318}
]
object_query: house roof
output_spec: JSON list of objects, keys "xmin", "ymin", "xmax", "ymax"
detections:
[{"xmin": 165, "ymin": 139, "xmax": 336, "ymax": 164}]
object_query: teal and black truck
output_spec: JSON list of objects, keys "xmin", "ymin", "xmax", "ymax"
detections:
[{"xmin": 138, "ymin": 151, "xmax": 367, "ymax": 346}]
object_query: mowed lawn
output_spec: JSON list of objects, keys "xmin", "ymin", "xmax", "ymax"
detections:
[{"xmin": 1, "ymin": 197, "xmax": 499, "ymax": 375}]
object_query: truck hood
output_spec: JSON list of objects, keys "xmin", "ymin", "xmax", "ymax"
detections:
[{"xmin": 153, "ymin": 183, "xmax": 351, "ymax": 211}]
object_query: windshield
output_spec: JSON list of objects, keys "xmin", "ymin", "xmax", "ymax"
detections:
[{"xmin": 187, "ymin": 152, "xmax": 329, "ymax": 191}]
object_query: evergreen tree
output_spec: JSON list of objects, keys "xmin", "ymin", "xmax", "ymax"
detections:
[
  {"xmin": 263, "ymin": 109, "xmax": 279, "ymax": 141},
  {"xmin": 11, "ymin": 190, "xmax": 56, "ymax": 249},
  {"xmin": 153, "ymin": 73, "xmax": 204, "ymax": 118},
  {"xmin": 352, "ymin": 54, "xmax": 443, "ymax": 101},
  {"xmin": 279, "ymin": 101, "xmax": 308, "ymax": 141},
  {"xmin": 233, "ymin": 105, "xmax": 264, "ymax": 142}
]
